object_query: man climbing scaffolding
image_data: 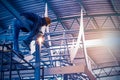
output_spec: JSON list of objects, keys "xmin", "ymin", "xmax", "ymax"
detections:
[{"xmin": 13, "ymin": 12, "xmax": 51, "ymax": 54}]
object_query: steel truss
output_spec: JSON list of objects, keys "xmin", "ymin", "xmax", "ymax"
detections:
[
  {"xmin": 0, "ymin": 43, "xmax": 44, "ymax": 80},
  {"xmin": 93, "ymin": 66, "xmax": 120, "ymax": 80},
  {"xmin": 0, "ymin": 0, "xmax": 120, "ymax": 79}
]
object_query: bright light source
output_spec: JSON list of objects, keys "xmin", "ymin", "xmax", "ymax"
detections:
[
  {"xmin": 85, "ymin": 39, "xmax": 104, "ymax": 47},
  {"xmin": 37, "ymin": 34, "xmax": 45, "ymax": 45}
]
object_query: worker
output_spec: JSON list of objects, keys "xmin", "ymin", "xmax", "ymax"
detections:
[{"xmin": 13, "ymin": 12, "xmax": 51, "ymax": 54}]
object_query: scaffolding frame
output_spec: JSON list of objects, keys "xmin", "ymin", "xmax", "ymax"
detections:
[
  {"xmin": 0, "ymin": 43, "xmax": 45, "ymax": 80},
  {"xmin": 0, "ymin": 0, "xmax": 120, "ymax": 79}
]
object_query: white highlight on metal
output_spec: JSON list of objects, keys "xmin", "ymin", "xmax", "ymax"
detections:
[
  {"xmin": 70, "ymin": 9, "xmax": 84, "ymax": 62},
  {"xmin": 45, "ymin": 2, "xmax": 51, "ymax": 46},
  {"xmin": 69, "ymin": 9, "xmax": 91, "ymax": 71},
  {"xmin": 47, "ymin": 39, "xmax": 103, "ymax": 49},
  {"xmin": 44, "ymin": 3, "xmax": 55, "ymax": 65},
  {"xmin": 45, "ymin": 3, "xmax": 48, "ymax": 17},
  {"xmin": 46, "ymin": 25, "xmax": 54, "ymax": 61},
  {"xmin": 80, "ymin": 9, "xmax": 90, "ymax": 71}
]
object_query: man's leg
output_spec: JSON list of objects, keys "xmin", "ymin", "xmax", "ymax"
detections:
[
  {"xmin": 22, "ymin": 23, "xmax": 39, "ymax": 50},
  {"xmin": 13, "ymin": 20, "xmax": 24, "ymax": 58},
  {"xmin": 13, "ymin": 20, "xmax": 20, "ymax": 52}
]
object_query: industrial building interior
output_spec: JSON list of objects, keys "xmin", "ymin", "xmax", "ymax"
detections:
[{"xmin": 0, "ymin": 0, "xmax": 120, "ymax": 80}]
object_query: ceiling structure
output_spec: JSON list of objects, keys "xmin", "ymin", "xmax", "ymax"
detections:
[{"xmin": 0, "ymin": 0, "xmax": 120, "ymax": 80}]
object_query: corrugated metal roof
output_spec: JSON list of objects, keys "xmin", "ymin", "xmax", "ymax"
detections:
[{"xmin": 0, "ymin": 0, "xmax": 120, "ymax": 79}]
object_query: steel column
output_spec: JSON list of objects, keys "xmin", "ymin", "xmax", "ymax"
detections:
[
  {"xmin": 15, "ymin": 64, "xmax": 21, "ymax": 80},
  {"xmin": 5, "ymin": 45, "xmax": 34, "ymax": 69},
  {"xmin": 35, "ymin": 43, "xmax": 40, "ymax": 80},
  {"xmin": 63, "ymin": 74, "xmax": 68, "ymax": 80},
  {"xmin": 0, "ymin": 0, "xmax": 23, "ymax": 22},
  {"xmin": 41, "ymin": 66, "xmax": 44, "ymax": 80},
  {"xmin": 0, "ymin": 0, "xmax": 33, "ymax": 31},
  {"xmin": 0, "ymin": 46, "xmax": 4, "ymax": 80},
  {"xmin": 9, "ymin": 51, "xmax": 12, "ymax": 80}
]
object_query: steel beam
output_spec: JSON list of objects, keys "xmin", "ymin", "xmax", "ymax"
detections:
[
  {"xmin": 43, "ymin": 0, "xmax": 68, "ymax": 30},
  {"xmin": 63, "ymin": 74, "xmax": 68, "ymax": 80},
  {"xmin": 91, "ymin": 17, "xmax": 100, "ymax": 29},
  {"xmin": 4, "ymin": 43, "xmax": 34, "ymax": 69},
  {"xmin": 15, "ymin": 65, "xmax": 21, "ymax": 80},
  {"xmin": 93, "ymin": 66, "xmax": 120, "ymax": 79},
  {"xmin": 110, "ymin": 0, "xmax": 118, "ymax": 13},
  {"xmin": 0, "ymin": 0, "xmax": 22, "ymax": 22},
  {"xmin": 0, "ymin": 0, "xmax": 31, "ymax": 31},
  {"xmin": 0, "ymin": 45, "xmax": 4, "ymax": 80},
  {"xmin": 35, "ymin": 43, "xmax": 41, "ymax": 80},
  {"xmin": 101, "ymin": 16, "xmax": 109, "ymax": 28},
  {"xmin": 52, "ymin": 13, "xmax": 120, "ymax": 22},
  {"xmin": 110, "ymin": 16, "xmax": 117, "ymax": 29},
  {"xmin": 4, "ymin": 64, "xmax": 96, "ymax": 80},
  {"xmin": 1, "ymin": 28, "xmax": 119, "ymax": 41},
  {"xmin": 76, "ymin": 0, "xmax": 87, "ymax": 14},
  {"xmin": 9, "ymin": 51, "xmax": 12, "ymax": 80}
]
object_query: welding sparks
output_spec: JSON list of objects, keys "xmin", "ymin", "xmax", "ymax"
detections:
[{"xmin": 37, "ymin": 34, "xmax": 45, "ymax": 45}]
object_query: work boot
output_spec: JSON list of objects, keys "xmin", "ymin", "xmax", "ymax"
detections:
[{"xmin": 22, "ymin": 40, "xmax": 31, "ymax": 51}]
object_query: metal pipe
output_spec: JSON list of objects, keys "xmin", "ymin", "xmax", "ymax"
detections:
[
  {"xmin": 1, "ymin": 45, "xmax": 4, "ymax": 80},
  {"xmin": 5, "ymin": 45, "xmax": 34, "ymax": 69},
  {"xmin": 80, "ymin": 9, "xmax": 90, "ymax": 70},
  {"xmin": 52, "ymin": 13, "xmax": 120, "ymax": 22},
  {"xmin": 1, "ymin": 28, "xmax": 119, "ymax": 41},
  {"xmin": 63, "ymin": 74, "xmax": 68, "ymax": 80},
  {"xmin": 35, "ymin": 43, "xmax": 40, "ymax": 80},
  {"xmin": 42, "ymin": 66, "xmax": 44, "ymax": 80},
  {"xmin": 15, "ymin": 64, "xmax": 21, "ymax": 80},
  {"xmin": 9, "ymin": 51, "xmax": 12, "ymax": 80}
]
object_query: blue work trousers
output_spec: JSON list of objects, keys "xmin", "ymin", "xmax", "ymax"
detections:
[{"xmin": 13, "ymin": 18, "xmax": 40, "ymax": 52}]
